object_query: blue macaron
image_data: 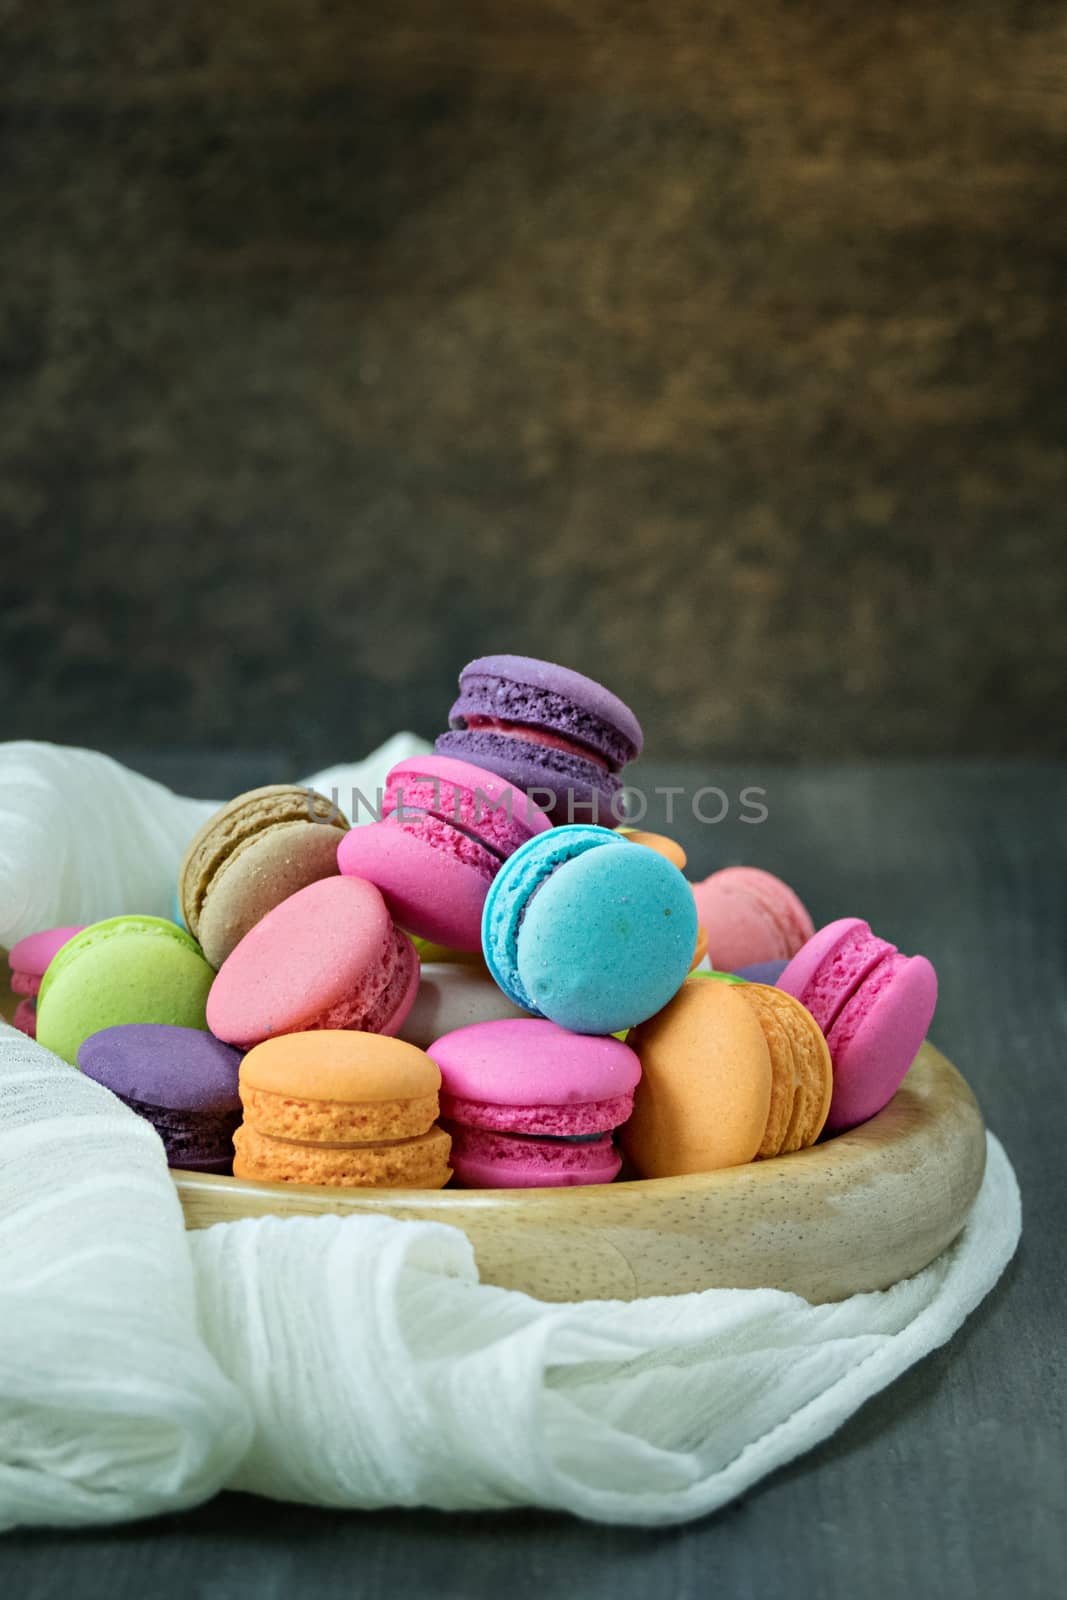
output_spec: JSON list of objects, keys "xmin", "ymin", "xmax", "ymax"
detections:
[{"xmin": 481, "ymin": 825, "xmax": 697, "ymax": 1034}]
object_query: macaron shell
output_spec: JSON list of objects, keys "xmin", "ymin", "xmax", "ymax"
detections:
[
  {"xmin": 825, "ymin": 952, "xmax": 937, "ymax": 1132},
  {"xmin": 398, "ymin": 963, "xmax": 533, "ymax": 1049},
  {"xmin": 777, "ymin": 918, "xmax": 885, "ymax": 1033},
  {"xmin": 384, "ymin": 756, "xmax": 551, "ymax": 853},
  {"xmin": 76, "ymin": 1023, "xmax": 242, "ymax": 1112},
  {"xmin": 733, "ymin": 982, "xmax": 799, "ymax": 1158},
  {"xmin": 338, "ymin": 821, "xmax": 495, "ymax": 950},
  {"xmin": 206, "ymin": 876, "xmax": 417, "ymax": 1047},
  {"xmin": 232, "ymin": 1122, "xmax": 452, "ymax": 1188},
  {"xmin": 239, "ymin": 1029, "xmax": 441, "ymax": 1102},
  {"xmin": 180, "ymin": 784, "xmax": 348, "ymax": 944},
  {"xmin": 481, "ymin": 827, "xmax": 696, "ymax": 1035},
  {"xmin": 691, "ymin": 867, "xmax": 814, "ymax": 971},
  {"xmin": 623, "ymin": 978, "xmax": 773, "ymax": 1177},
  {"xmin": 36, "ymin": 917, "xmax": 214, "ymax": 1067},
  {"xmin": 427, "ymin": 1017, "xmax": 641, "ymax": 1107},
  {"xmin": 193, "ymin": 819, "xmax": 346, "ymax": 969},
  {"xmin": 481, "ymin": 826, "xmax": 624, "ymax": 1009},
  {"xmin": 434, "ymin": 729, "xmax": 622, "ymax": 827},
  {"xmin": 8, "ymin": 925, "xmax": 85, "ymax": 979},
  {"xmin": 445, "ymin": 1123, "xmax": 621, "ymax": 1188},
  {"xmin": 735, "ymin": 984, "xmax": 832, "ymax": 1156}
]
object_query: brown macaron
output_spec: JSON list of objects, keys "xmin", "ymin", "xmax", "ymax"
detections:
[
  {"xmin": 233, "ymin": 1030, "xmax": 452, "ymax": 1189},
  {"xmin": 734, "ymin": 983, "xmax": 833, "ymax": 1158},
  {"xmin": 180, "ymin": 784, "xmax": 349, "ymax": 969},
  {"xmin": 621, "ymin": 976, "xmax": 773, "ymax": 1177}
]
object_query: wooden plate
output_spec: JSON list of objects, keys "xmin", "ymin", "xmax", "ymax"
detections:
[{"xmin": 172, "ymin": 1042, "xmax": 985, "ymax": 1303}]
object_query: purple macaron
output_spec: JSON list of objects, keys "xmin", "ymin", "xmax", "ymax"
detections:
[
  {"xmin": 434, "ymin": 654, "xmax": 643, "ymax": 826},
  {"xmin": 733, "ymin": 959, "xmax": 791, "ymax": 985},
  {"xmin": 77, "ymin": 1023, "xmax": 243, "ymax": 1172}
]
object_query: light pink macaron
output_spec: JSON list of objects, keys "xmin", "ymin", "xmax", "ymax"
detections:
[
  {"xmin": 337, "ymin": 756, "xmax": 552, "ymax": 952},
  {"xmin": 427, "ymin": 1017, "xmax": 641, "ymax": 1188},
  {"xmin": 207, "ymin": 876, "xmax": 419, "ymax": 1050},
  {"xmin": 777, "ymin": 917, "xmax": 938, "ymax": 1132},
  {"xmin": 690, "ymin": 867, "xmax": 813, "ymax": 972},
  {"xmin": 8, "ymin": 925, "xmax": 86, "ymax": 997}
]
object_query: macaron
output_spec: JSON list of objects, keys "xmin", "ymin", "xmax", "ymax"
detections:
[
  {"xmin": 399, "ymin": 962, "xmax": 533, "ymax": 1049},
  {"xmin": 778, "ymin": 918, "xmax": 938, "ymax": 1133},
  {"xmin": 428, "ymin": 1018, "xmax": 641, "ymax": 1188},
  {"xmin": 337, "ymin": 756, "xmax": 550, "ymax": 952},
  {"xmin": 206, "ymin": 875, "xmax": 420, "ymax": 1050},
  {"xmin": 233, "ymin": 1031, "xmax": 451, "ymax": 1188},
  {"xmin": 434, "ymin": 655, "xmax": 643, "ymax": 826},
  {"xmin": 690, "ymin": 867, "xmax": 814, "ymax": 972},
  {"xmin": 8, "ymin": 925, "xmax": 85, "ymax": 996},
  {"xmin": 618, "ymin": 829, "xmax": 687, "ymax": 871},
  {"xmin": 179, "ymin": 784, "xmax": 350, "ymax": 969},
  {"xmin": 36, "ymin": 917, "xmax": 215, "ymax": 1067},
  {"xmin": 482, "ymin": 825, "xmax": 697, "ymax": 1035},
  {"xmin": 621, "ymin": 977, "xmax": 773, "ymax": 1177},
  {"xmin": 733, "ymin": 983, "xmax": 832, "ymax": 1157},
  {"xmin": 7, "ymin": 925, "xmax": 86, "ymax": 1039},
  {"xmin": 77, "ymin": 1023, "xmax": 243, "ymax": 1173}
]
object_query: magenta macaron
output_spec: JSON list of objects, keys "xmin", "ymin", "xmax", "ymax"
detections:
[
  {"xmin": 428, "ymin": 1017, "xmax": 642, "ymax": 1188},
  {"xmin": 777, "ymin": 917, "xmax": 938, "ymax": 1133},
  {"xmin": 690, "ymin": 867, "xmax": 814, "ymax": 973},
  {"xmin": 206, "ymin": 875, "xmax": 420, "ymax": 1050},
  {"xmin": 336, "ymin": 755, "xmax": 551, "ymax": 952},
  {"xmin": 7, "ymin": 925, "xmax": 85, "ymax": 1038}
]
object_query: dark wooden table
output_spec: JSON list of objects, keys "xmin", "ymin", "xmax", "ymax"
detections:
[{"xmin": 3, "ymin": 759, "xmax": 1064, "ymax": 1598}]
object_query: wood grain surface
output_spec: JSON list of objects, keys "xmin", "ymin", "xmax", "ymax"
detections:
[
  {"xmin": 3, "ymin": 3, "xmax": 1066, "ymax": 765},
  {"xmin": 173, "ymin": 1043, "xmax": 986, "ymax": 1303}
]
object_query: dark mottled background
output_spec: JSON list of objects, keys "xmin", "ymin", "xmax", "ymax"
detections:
[{"xmin": 2, "ymin": 1, "xmax": 1065, "ymax": 771}]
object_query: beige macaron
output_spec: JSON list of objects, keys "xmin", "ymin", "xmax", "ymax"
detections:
[{"xmin": 180, "ymin": 784, "xmax": 349, "ymax": 968}]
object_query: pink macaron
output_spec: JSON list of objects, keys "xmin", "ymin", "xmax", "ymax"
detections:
[
  {"xmin": 8, "ymin": 926, "xmax": 85, "ymax": 1039},
  {"xmin": 337, "ymin": 756, "xmax": 552, "ymax": 952},
  {"xmin": 427, "ymin": 1017, "xmax": 641, "ymax": 1188},
  {"xmin": 690, "ymin": 868, "xmax": 813, "ymax": 972},
  {"xmin": 777, "ymin": 917, "xmax": 938, "ymax": 1133},
  {"xmin": 8, "ymin": 925, "xmax": 86, "ymax": 998},
  {"xmin": 206, "ymin": 875, "xmax": 420, "ymax": 1050}
]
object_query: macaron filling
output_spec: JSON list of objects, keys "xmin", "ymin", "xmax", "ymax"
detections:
[{"xmin": 457, "ymin": 716, "xmax": 612, "ymax": 771}]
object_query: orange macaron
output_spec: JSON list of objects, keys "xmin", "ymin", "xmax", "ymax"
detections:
[
  {"xmin": 622, "ymin": 975, "xmax": 833, "ymax": 1177},
  {"xmin": 233, "ymin": 1030, "xmax": 452, "ymax": 1188},
  {"xmin": 735, "ymin": 982, "xmax": 832, "ymax": 1158},
  {"xmin": 622, "ymin": 977, "xmax": 773, "ymax": 1176}
]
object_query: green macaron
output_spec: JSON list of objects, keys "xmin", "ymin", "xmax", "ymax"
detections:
[{"xmin": 36, "ymin": 916, "xmax": 215, "ymax": 1066}]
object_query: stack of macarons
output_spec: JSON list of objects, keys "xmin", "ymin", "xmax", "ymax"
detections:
[{"xmin": 10, "ymin": 652, "xmax": 940, "ymax": 1192}]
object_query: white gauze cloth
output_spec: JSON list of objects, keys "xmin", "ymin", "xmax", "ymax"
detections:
[{"xmin": 0, "ymin": 742, "xmax": 1021, "ymax": 1530}]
